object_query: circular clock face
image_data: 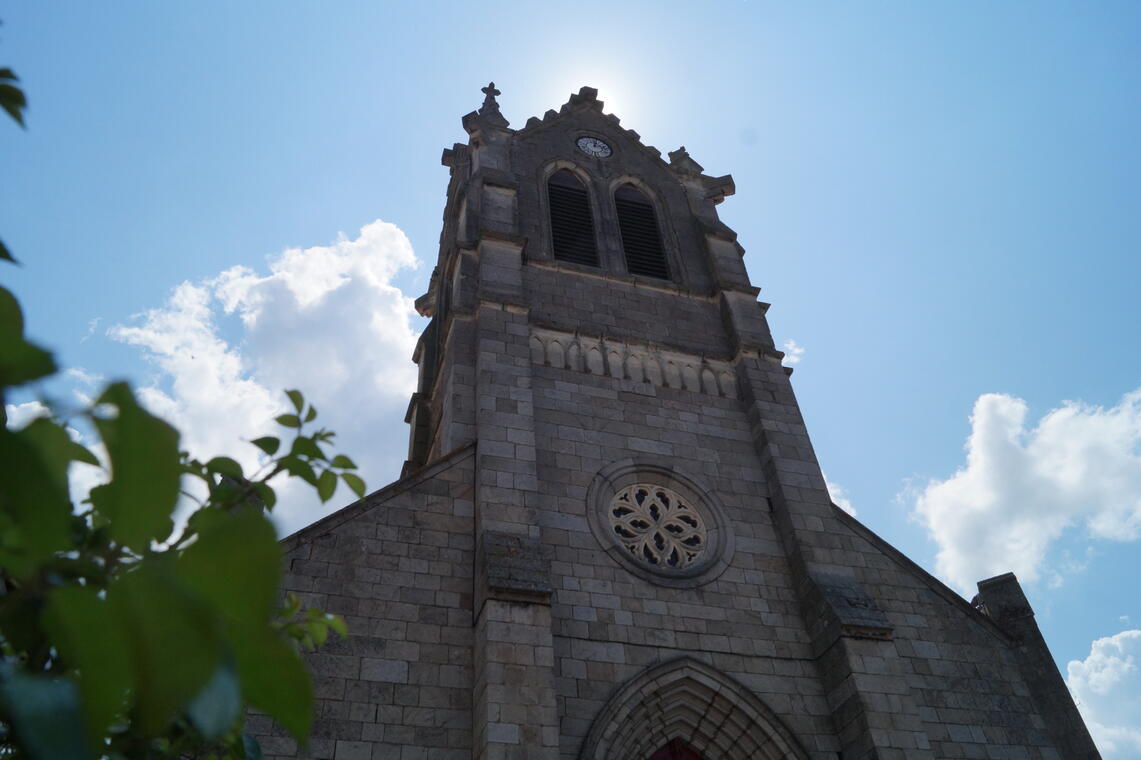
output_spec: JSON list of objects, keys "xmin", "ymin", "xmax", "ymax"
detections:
[{"xmin": 576, "ymin": 136, "xmax": 613, "ymax": 158}]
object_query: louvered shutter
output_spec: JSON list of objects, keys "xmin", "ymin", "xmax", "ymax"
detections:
[
  {"xmin": 548, "ymin": 171, "xmax": 599, "ymax": 267},
  {"xmin": 615, "ymin": 185, "xmax": 669, "ymax": 279}
]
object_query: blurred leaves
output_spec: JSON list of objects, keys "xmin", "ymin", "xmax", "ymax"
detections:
[
  {"xmin": 0, "ymin": 66, "xmax": 26, "ymax": 127},
  {"xmin": 92, "ymin": 382, "xmax": 181, "ymax": 551},
  {"xmin": 0, "ymin": 666, "xmax": 90, "ymax": 760},
  {"xmin": 0, "ymin": 286, "xmax": 56, "ymax": 388},
  {"xmin": 0, "ymin": 383, "xmax": 361, "ymax": 758}
]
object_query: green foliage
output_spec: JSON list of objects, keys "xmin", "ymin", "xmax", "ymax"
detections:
[
  {"xmin": 0, "ymin": 66, "xmax": 25, "ymax": 128},
  {"xmin": 0, "ymin": 50, "xmax": 362, "ymax": 760},
  {"xmin": 0, "ymin": 59, "xmax": 25, "ymax": 265},
  {"xmin": 0, "ymin": 379, "xmax": 361, "ymax": 759}
]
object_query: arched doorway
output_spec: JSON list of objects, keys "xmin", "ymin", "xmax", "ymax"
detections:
[
  {"xmin": 578, "ymin": 658, "xmax": 811, "ymax": 760},
  {"xmin": 647, "ymin": 738, "xmax": 704, "ymax": 760}
]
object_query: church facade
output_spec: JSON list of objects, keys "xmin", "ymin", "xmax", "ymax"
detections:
[{"xmin": 249, "ymin": 86, "xmax": 1099, "ymax": 760}]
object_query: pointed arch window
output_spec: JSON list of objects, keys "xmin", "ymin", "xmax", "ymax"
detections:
[
  {"xmin": 548, "ymin": 170, "xmax": 599, "ymax": 267},
  {"xmin": 615, "ymin": 184, "xmax": 669, "ymax": 280}
]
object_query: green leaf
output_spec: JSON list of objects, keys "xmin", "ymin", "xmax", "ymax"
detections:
[
  {"xmin": 327, "ymin": 614, "xmax": 348, "ymax": 638},
  {"xmin": 316, "ymin": 469, "xmax": 337, "ymax": 503},
  {"xmin": 43, "ymin": 586, "xmax": 132, "ymax": 740},
  {"xmin": 15, "ymin": 415, "xmax": 100, "ymax": 502},
  {"xmin": 0, "ymin": 236, "xmax": 16, "ymax": 264},
  {"xmin": 69, "ymin": 441, "xmax": 100, "ymax": 467},
  {"xmin": 0, "ymin": 426, "xmax": 72, "ymax": 576},
  {"xmin": 242, "ymin": 732, "xmax": 265, "ymax": 760},
  {"xmin": 280, "ymin": 592, "xmax": 302, "ymax": 620},
  {"xmin": 290, "ymin": 436, "xmax": 325, "ymax": 460},
  {"xmin": 303, "ymin": 405, "xmax": 317, "ymax": 423},
  {"xmin": 0, "ymin": 67, "xmax": 27, "ymax": 127},
  {"xmin": 0, "ymin": 588, "xmax": 48, "ymax": 656},
  {"xmin": 92, "ymin": 383, "xmax": 181, "ymax": 550},
  {"xmin": 250, "ymin": 436, "xmax": 280, "ymax": 456},
  {"xmin": 231, "ymin": 631, "xmax": 312, "ymax": 741},
  {"xmin": 0, "ymin": 284, "xmax": 26, "ymax": 336},
  {"xmin": 284, "ymin": 389, "xmax": 304, "ymax": 413},
  {"xmin": 279, "ymin": 455, "xmax": 317, "ymax": 486},
  {"xmin": 0, "ymin": 666, "xmax": 92, "ymax": 760},
  {"xmin": 251, "ymin": 482, "xmax": 277, "ymax": 511},
  {"xmin": 20, "ymin": 417, "xmax": 99, "ymax": 489},
  {"xmin": 177, "ymin": 509, "xmax": 280, "ymax": 632},
  {"xmin": 340, "ymin": 472, "xmax": 366, "ymax": 499},
  {"xmin": 17, "ymin": 419, "xmax": 74, "ymax": 494},
  {"xmin": 0, "ymin": 287, "xmax": 57, "ymax": 387},
  {"xmin": 306, "ymin": 619, "xmax": 329, "ymax": 647},
  {"xmin": 330, "ymin": 454, "xmax": 357, "ymax": 470},
  {"xmin": 108, "ymin": 562, "xmax": 224, "ymax": 735},
  {"xmin": 206, "ymin": 456, "xmax": 244, "ymax": 479},
  {"xmin": 275, "ymin": 413, "xmax": 301, "ymax": 429},
  {"xmin": 185, "ymin": 660, "xmax": 242, "ymax": 741},
  {"xmin": 0, "ymin": 333, "xmax": 57, "ymax": 387}
]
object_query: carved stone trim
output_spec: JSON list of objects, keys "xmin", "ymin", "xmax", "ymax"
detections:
[{"xmin": 529, "ymin": 327, "xmax": 738, "ymax": 399}]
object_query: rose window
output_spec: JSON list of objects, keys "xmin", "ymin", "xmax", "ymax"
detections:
[{"xmin": 609, "ymin": 485, "xmax": 707, "ymax": 570}]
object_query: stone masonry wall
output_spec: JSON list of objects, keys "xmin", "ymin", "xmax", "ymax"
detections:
[
  {"xmin": 524, "ymin": 362, "xmax": 840, "ymax": 759},
  {"xmin": 525, "ymin": 266, "xmax": 732, "ymax": 359},
  {"xmin": 837, "ymin": 521, "xmax": 1071, "ymax": 758},
  {"xmin": 249, "ymin": 448, "xmax": 477, "ymax": 760}
]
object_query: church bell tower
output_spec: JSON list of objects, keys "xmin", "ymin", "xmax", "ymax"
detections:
[{"xmin": 257, "ymin": 84, "xmax": 1099, "ymax": 760}]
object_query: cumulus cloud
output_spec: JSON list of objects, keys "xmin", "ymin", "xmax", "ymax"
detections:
[
  {"xmin": 824, "ymin": 473, "xmax": 856, "ymax": 516},
  {"xmin": 5, "ymin": 400, "xmax": 51, "ymax": 429},
  {"xmin": 1067, "ymin": 629, "xmax": 1141, "ymax": 758},
  {"xmin": 909, "ymin": 390, "xmax": 1141, "ymax": 594},
  {"xmin": 781, "ymin": 339, "xmax": 804, "ymax": 365},
  {"xmin": 108, "ymin": 220, "xmax": 421, "ymax": 535}
]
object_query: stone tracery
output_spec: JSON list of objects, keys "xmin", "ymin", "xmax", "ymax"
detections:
[{"xmin": 609, "ymin": 484, "xmax": 707, "ymax": 570}]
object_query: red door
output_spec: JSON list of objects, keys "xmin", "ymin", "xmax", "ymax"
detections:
[{"xmin": 647, "ymin": 738, "xmax": 704, "ymax": 760}]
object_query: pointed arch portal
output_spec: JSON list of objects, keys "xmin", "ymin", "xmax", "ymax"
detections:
[
  {"xmin": 578, "ymin": 658, "xmax": 811, "ymax": 760},
  {"xmin": 648, "ymin": 738, "xmax": 704, "ymax": 760}
]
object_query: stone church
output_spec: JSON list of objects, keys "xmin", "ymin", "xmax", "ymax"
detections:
[{"xmin": 249, "ymin": 85, "xmax": 1100, "ymax": 759}]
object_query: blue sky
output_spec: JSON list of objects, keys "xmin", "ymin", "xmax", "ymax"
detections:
[{"xmin": 3, "ymin": 2, "xmax": 1139, "ymax": 753}]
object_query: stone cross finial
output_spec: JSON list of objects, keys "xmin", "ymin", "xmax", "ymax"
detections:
[
  {"xmin": 475, "ymin": 81, "xmax": 509, "ymax": 128},
  {"xmin": 481, "ymin": 82, "xmax": 501, "ymax": 110}
]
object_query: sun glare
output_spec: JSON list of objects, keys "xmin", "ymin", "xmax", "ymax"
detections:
[{"xmin": 526, "ymin": 73, "xmax": 648, "ymax": 133}]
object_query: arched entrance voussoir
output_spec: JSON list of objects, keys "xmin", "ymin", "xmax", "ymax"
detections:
[{"xmin": 578, "ymin": 657, "xmax": 812, "ymax": 760}]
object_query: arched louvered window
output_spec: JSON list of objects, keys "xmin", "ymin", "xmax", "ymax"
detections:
[
  {"xmin": 548, "ymin": 170, "xmax": 599, "ymax": 267},
  {"xmin": 615, "ymin": 184, "xmax": 669, "ymax": 279}
]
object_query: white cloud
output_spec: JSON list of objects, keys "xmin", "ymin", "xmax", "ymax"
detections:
[
  {"xmin": 1067, "ymin": 629, "xmax": 1141, "ymax": 758},
  {"xmin": 5, "ymin": 400, "xmax": 50, "ymax": 429},
  {"xmin": 781, "ymin": 339, "xmax": 804, "ymax": 365},
  {"xmin": 909, "ymin": 390, "xmax": 1141, "ymax": 595},
  {"xmin": 108, "ymin": 219, "xmax": 421, "ymax": 535},
  {"xmin": 1047, "ymin": 546, "xmax": 1096, "ymax": 589},
  {"xmin": 824, "ymin": 472, "xmax": 856, "ymax": 516},
  {"xmin": 80, "ymin": 317, "xmax": 102, "ymax": 343},
  {"xmin": 63, "ymin": 367, "xmax": 104, "ymax": 407}
]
